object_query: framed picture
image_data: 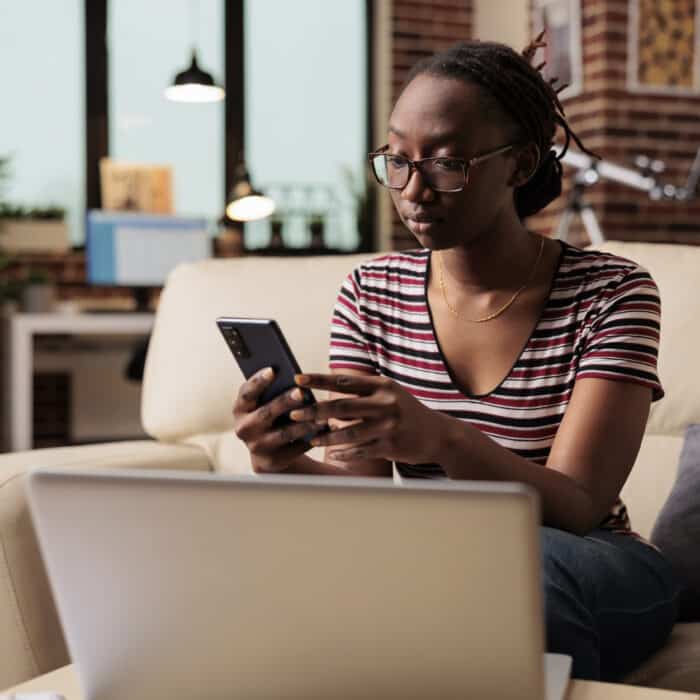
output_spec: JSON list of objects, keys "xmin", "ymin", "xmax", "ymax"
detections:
[
  {"xmin": 627, "ymin": 0, "xmax": 700, "ymax": 95},
  {"xmin": 531, "ymin": 0, "xmax": 583, "ymax": 100},
  {"xmin": 99, "ymin": 159, "xmax": 173, "ymax": 214}
]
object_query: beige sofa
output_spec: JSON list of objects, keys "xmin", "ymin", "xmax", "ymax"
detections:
[{"xmin": 1, "ymin": 241, "xmax": 699, "ymax": 692}]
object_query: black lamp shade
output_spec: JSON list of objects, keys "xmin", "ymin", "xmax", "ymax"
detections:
[{"xmin": 165, "ymin": 50, "xmax": 224, "ymax": 103}]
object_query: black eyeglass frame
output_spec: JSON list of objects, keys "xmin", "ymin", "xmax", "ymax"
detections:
[{"xmin": 368, "ymin": 143, "xmax": 516, "ymax": 193}]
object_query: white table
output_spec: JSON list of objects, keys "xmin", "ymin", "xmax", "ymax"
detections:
[
  {"xmin": 5, "ymin": 664, "xmax": 699, "ymax": 700},
  {"xmin": 2, "ymin": 312, "xmax": 154, "ymax": 452}
]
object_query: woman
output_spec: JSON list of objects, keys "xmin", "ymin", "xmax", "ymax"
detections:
[{"xmin": 232, "ymin": 38, "xmax": 679, "ymax": 681}]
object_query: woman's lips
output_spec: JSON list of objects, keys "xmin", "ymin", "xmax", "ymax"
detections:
[{"xmin": 405, "ymin": 217, "xmax": 441, "ymax": 235}]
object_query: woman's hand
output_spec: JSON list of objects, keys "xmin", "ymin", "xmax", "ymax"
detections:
[
  {"xmin": 289, "ymin": 373, "xmax": 450, "ymax": 465},
  {"xmin": 232, "ymin": 367, "xmax": 326, "ymax": 473}
]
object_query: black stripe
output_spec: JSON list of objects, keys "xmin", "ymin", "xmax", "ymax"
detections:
[
  {"xmin": 332, "ymin": 308, "xmax": 365, "ymax": 338},
  {"xmin": 577, "ymin": 364, "xmax": 659, "ymax": 383},
  {"xmin": 595, "ymin": 317, "xmax": 660, "ymax": 333},
  {"xmin": 585, "ymin": 340, "xmax": 658, "ymax": 355}
]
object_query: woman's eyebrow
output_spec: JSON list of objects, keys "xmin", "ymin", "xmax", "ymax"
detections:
[{"xmin": 388, "ymin": 124, "xmax": 463, "ymax": 145}]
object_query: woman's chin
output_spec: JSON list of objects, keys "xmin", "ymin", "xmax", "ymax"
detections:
[{"xmin": 404, "ymin": 219, "xmax": 445, "ymax": 246}]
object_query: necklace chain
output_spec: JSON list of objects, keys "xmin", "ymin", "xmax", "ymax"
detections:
[{"xmin": 437, "ymin": 236, "xmax": 545, "ymax": 323}]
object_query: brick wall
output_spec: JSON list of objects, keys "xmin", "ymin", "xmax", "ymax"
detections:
[
  {"xmin": 389, "ymin": 0, "xmax": 474, "ymax": 249},
  {"xmin": 527, "ymin": 0, "xmax": 700, "ymax": 245},
  {"xmin": 385, "ymin": 0, "xmax": 700, "ymax": 249}
]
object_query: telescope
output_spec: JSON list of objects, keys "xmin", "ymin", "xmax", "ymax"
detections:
[{"xmin": 551, "ymin": 144, "xmax": 700, "ymax": 243}]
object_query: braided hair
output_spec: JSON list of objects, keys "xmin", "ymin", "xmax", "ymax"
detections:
[{"xmin": 404, "ymin": 34, "xmax": 595, "ymax": 219}]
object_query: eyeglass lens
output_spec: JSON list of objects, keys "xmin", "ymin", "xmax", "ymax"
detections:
[{"xmin": 371, "ymin": 154, "xmax": 465, "ymax": 192}]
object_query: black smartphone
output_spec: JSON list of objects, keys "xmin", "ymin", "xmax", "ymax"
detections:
[{"xmin": 216, "ymin": 316, "xmax": 329, "ymax": 444}]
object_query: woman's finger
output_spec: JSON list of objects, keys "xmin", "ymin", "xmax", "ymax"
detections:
[
  {"xmin": 295, "ymin": 372, "xmax": 386, "ymax": 396},
  {"xmin": 289, "ymin": 395, "xmax": 392, "ymax": 423},
  {"xmin": 310, "ymin": 417, "xmax": 395, "ymax": 448},
  {"xmin": 253, "ymin": 387, "xmax": 308, "ymax": 429},
  {"xmin": 251, "ymin": 419, "xmax": 323, "ymax": 453},
  {"xmin": 234, "ymin": 367, "xmax": 275, "ymax": 415},
  {"xmin": 252, "ymin": 440, "xmax": 313, "ymax": 473},
  {"xmin": 327, "ymin": 438, "xmax": 386, "ymax": 462}
]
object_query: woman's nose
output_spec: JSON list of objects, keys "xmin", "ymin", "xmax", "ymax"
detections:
[{"xmin": 399, "ymin": 167, "xmax": 436, "ymax": 203}]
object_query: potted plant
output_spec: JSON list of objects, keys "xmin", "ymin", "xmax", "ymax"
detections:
[
  {"xmin": 20, "ymin": 267, "xmax": 55, "ymax": 313},
  {"xmin": 0, "ymin": 201, "xmax": 69, "ymax": 253},
  {"xmin": 0, "ymin": 155, "xmax": 19, "ymax": 313},
  {"xmin": 308, "ymin": 211, "xmax": 326, "ymax": 250},
  {"xmin": 267, "ymin": 214, "xmax": 285, "ymax": 250},
  {"xmin": 341, "ymin": 164, "xmax": 375, "ymax": 252}
]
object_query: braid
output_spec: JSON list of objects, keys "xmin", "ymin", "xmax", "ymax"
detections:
[{"xmin": 404, "ymin": 35, "xmax": 596, "ymax": 218}]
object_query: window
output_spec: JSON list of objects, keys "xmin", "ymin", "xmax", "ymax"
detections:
[
  {"xmin": 108, "ymin": 0, "xmax": 225, "ymax": 220},
  {"xmin": 0, "ymin": 1, "xmax": 84, "ymax": 243},
  {"xmin": 243, "ymin": 0, "xmax": 367, "ymax": 249}
]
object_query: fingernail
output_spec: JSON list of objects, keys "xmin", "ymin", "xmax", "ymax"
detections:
[
  {"xmin": 289, "ymin": 409, "xmax": 303, "ymax": 420},
  {"xmin": 263, "ymin": 367, "xmax": 274, "ymax": 379},
  {"xmin": 292, "ymin": 388, "xmax": 303, "ymax": 401},
  {"xmin": 310, "ymin": 438, "xmax": 321, "ymax": 446},
  {"xmin": 295, "ymin": 374, "xmax": 310, "ymax": 385}
]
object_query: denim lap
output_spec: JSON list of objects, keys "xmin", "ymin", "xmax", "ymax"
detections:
[{"xmin": 541, "ymin": 526, "xmax": 680, "ymax": 681}]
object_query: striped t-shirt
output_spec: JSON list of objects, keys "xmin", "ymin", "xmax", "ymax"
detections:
[{"xmin": 328, "ymin": 241, "xmax": 663, "ymax": 534}]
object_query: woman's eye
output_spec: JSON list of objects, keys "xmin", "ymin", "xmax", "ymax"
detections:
[
  {"xmin": 387, "ymin": 156, "xmax": 409, "ymax": 169},
  {"xmin": 434, "ymin": 158, "xmax": 462, "ymax": 171}
]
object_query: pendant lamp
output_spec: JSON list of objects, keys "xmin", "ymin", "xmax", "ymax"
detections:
[
  {"xmin": 165, "ymin": 48, "xmax": 225, "ymax": 103},
  {"xmin": 225, "ymin": 161, "xmax": 276, "ymax": 222}
]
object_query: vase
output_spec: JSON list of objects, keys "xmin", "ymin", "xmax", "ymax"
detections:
[
  {"xmin": 309, "ymin": 220, "xmax": 325, "ymax": 250},
  {"xmin": 21, "ymin": 284, "xmax": 56, "ymax": 313}
]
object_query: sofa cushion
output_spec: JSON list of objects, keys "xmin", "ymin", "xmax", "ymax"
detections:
[
  {"xmin": 0, "ymin": 440, "xmax": 211, "ymax": 690},
  {"xmin": 623, "ymin": 622, "xmax": 700, "ymax": 692},
  {"xmin": 620, "ymin": 433, "xmax": 683, "ymax": 541},
  {"xmin": 597, "ymin": 242, "xmax": 700, "ymax": 437},
  {"xmin": 651, "ymin": 425, "xmax": 700, "ymax": 621}
]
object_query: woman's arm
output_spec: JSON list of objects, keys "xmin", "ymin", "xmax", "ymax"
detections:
[{"xmin": 436, "ymin": 377, "xmax": 651, "ymax": 535}]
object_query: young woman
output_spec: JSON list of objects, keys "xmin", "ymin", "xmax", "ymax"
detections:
[{"xmin": 232, "ymin": 38, "xmax": 679, "ymax": 681}]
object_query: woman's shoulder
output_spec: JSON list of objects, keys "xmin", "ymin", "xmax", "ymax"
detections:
[
  {"xmin": 344, "ymin": 248, "xmax": 429, "ymax": 286},
  {"xmin": 557, "ymin": 241, "xmax": 656, "ymax": 294}
]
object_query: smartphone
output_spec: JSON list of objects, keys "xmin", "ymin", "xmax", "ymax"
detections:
[{"xmin": 216, "ymin": 317, "xmax": 329, "ymax": 444}]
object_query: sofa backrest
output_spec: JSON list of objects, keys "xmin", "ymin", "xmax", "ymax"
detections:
[
  {"xmin": 142, "ymin": 242, "xmax": 700, "ymax": 537},
  {"xmin": 596, "ymin": 241, "xmax": 700, "ymax": 537},
  {"xmin": 597, "ymin": 241, "xmax": 700, "ymax": 437},
  {"xmin": 142, "ymin": 253, "xmax": 375, "ymax": 449}
]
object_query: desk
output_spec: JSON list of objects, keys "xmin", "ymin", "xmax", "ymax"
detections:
[
  {"xmin": 2, "ymin": 312, "xmax": 154, "ymax": 452},
  {"xmin": 5, "ymin": 664, "xmax": 699, "ymax": 700}
]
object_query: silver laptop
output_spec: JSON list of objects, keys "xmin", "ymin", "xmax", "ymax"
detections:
[{"xmin": 27, "ymin": 469, "xmax": 568, "ymax": 700}]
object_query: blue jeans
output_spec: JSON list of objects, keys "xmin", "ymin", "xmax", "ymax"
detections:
[{"xmin": 542, "ymin": 526, "xmax": 680, "ymax": 681}]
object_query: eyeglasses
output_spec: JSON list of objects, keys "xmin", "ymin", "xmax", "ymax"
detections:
[{"xmin": 368, "ymin": 143, "xmax": 515, "ymax": 193}]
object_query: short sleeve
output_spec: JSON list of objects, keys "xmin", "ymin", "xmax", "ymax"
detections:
[
  {"xmin": 577, "ymin": 267, "xmax": 664, "ymax": 401},
  {"xmin": 328, "ymin": 268, "xmax": 378, "ymax": 373}
]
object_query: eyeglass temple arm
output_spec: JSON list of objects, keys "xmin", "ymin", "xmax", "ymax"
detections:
[{"xmin": 469, "ymin": 144, "xmax": 515, "ymax": 166}]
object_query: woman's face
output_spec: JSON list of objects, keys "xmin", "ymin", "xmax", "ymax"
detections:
[{"xmin": 386, "ymin": 73, "xmax": 523, "ymax": 249}]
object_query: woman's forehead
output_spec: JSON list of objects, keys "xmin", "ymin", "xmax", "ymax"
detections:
[{"xmin": 389, "ymin": 74, "xmax": 501, "ymax": 146}]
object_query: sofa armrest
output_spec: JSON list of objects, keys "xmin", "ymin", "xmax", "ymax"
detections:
[{"xmin": 0, "ymin": 439, "xmax": 212, "ymax": 690}]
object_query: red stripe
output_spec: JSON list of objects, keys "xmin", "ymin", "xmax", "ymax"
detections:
[{"xmin": 575, "ymin": 371, "xmax": 659, "ymax": 390}]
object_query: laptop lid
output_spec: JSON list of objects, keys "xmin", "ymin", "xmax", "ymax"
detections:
[{"xmin": 28, "ymin": 469, "xmax": 544, "ymax": 700}]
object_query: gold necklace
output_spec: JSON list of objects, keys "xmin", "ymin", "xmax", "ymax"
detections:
[{"xmin": 437, "ymin": 235, "xmax": 545, "ymax": 323}]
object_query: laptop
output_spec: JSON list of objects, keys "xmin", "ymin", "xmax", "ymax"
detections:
[{"xmin": 27, "ymin": 469, "xmax": 570, "ymax": 700}]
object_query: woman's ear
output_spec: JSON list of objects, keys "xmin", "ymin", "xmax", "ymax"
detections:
[{"xmin": 508, "ymin": 143, "xmax": 540, "ymax": 188}]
